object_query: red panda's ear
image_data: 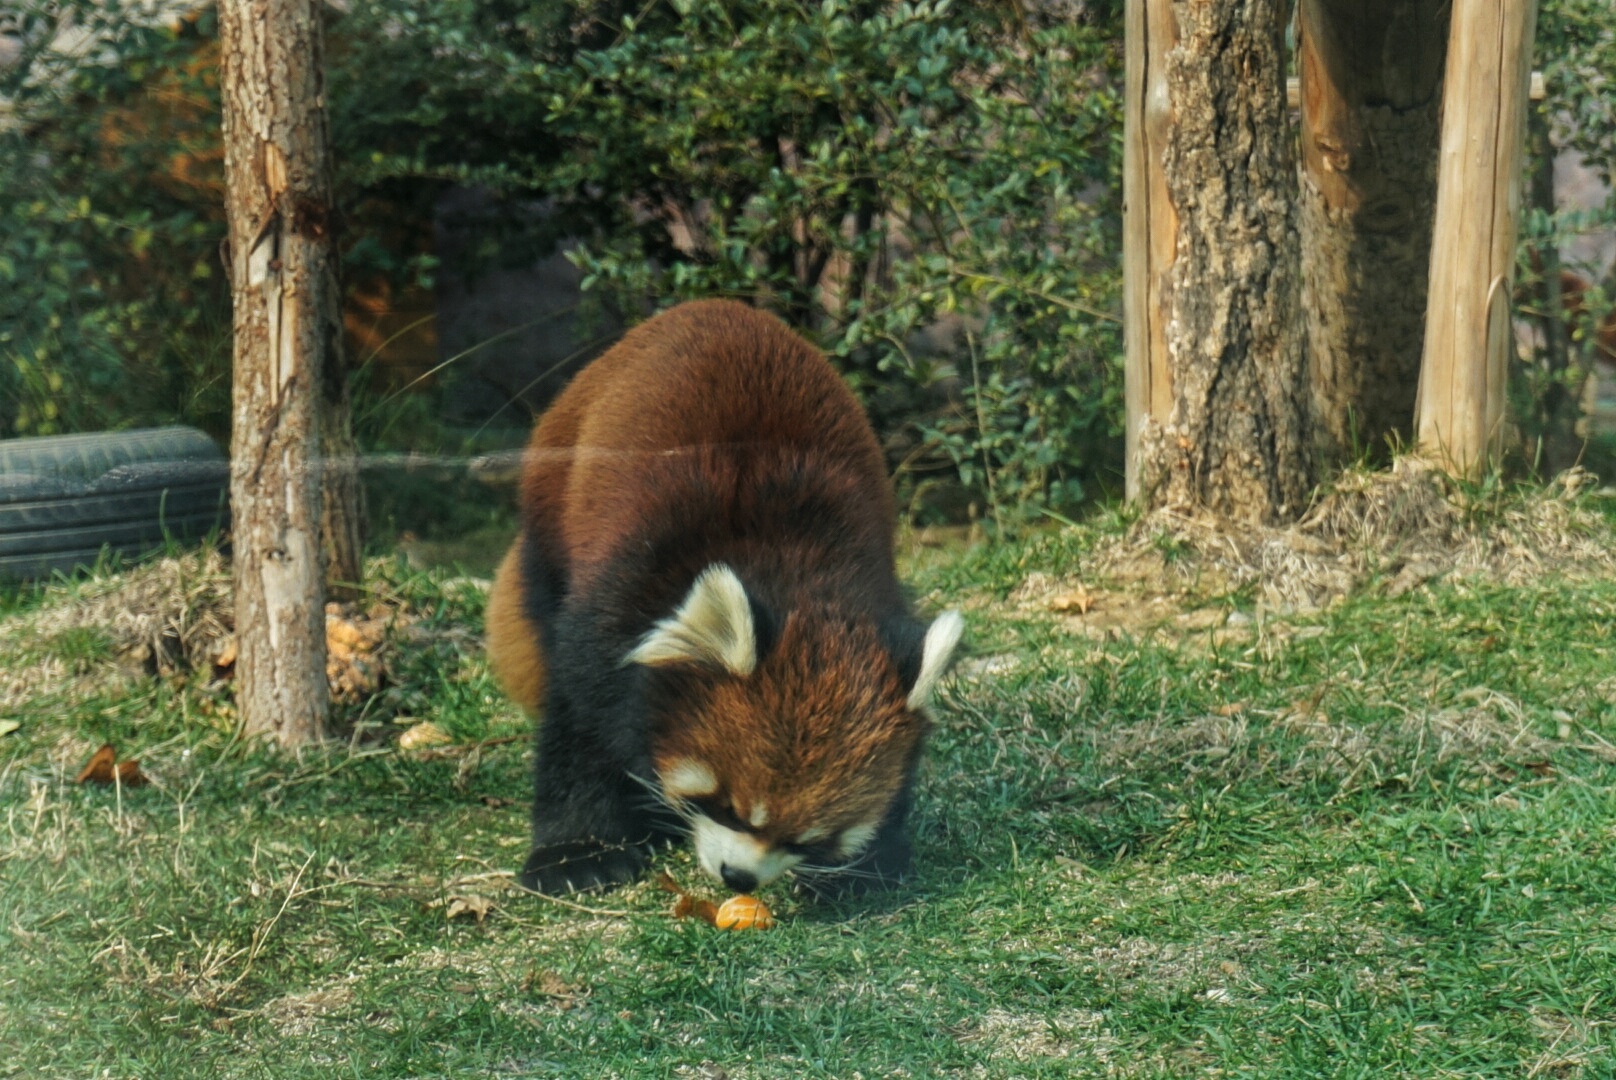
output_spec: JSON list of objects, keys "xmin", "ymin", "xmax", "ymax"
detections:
[
  {"xmin": 905, "ymin": 610, "xmax": 964, "ymax": 711},
  {"xmin": 625, "ymin": 564, "xmax": 758, "ymax": 676}
]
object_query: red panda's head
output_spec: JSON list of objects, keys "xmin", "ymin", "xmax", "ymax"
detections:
[{"xmin": 627, "ymin": 564, "xmax": 963, "ymax": 892}]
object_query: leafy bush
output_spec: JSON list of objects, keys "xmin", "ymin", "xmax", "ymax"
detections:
[
  {"xmin": 333, "ymin": 0, "xmax": 1126, "ymax": 524},
  {"xmin": 0, "ymin": 5, "xmax": 231, "ymax": 439},
  {"xmin": 1516, "ymin": 0, "xmax": 1616, "ymax": 471}
]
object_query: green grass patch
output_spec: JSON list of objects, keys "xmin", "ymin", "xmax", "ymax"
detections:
[{"xmin": 4, "ymin": 529, "xmax": 1616, "ymax": 1078}]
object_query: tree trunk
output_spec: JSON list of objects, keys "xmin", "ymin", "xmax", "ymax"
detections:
[
  {"xmin": 220, "ymin": 0, "xmax": 340, "ymax": 745},
  {"xmin": 1132, "ymin": 0, "xmax": 1312, "ymax": 524},
  {"xmin": 1416, "ymin": 0, "xmax": 1539, "ymax": 479},
  {"xmin": 1298, "ymin": 0, "xmax": 1450, "ymax": 465},
  {"xmin": 1524, "ymin": 102, "xmax": 1580, "ymax": 474}
]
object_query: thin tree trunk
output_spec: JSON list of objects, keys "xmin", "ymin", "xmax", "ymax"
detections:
[
  {"xmin": 1298, "ymin": 0, "xmax": 1450, "ymax": 465},
  {"xmin": 1133, "ymin": 0, "xmax": 1312, "ymax": 524},
  {"xmin": 1525, "ymin": 102, "xmax": 1580, "ymax": 473},
  {"xmin": 1416, "ymin": 0, "xmax": 1539, "ymax": 479},
  {"xmin": 220, "ymin": 0, "xmax": 339, "ymax": 744}
]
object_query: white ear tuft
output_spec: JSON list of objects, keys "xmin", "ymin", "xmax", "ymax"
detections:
[
  {"xmin": 906, "ymin": 609, "xmax": 964, "ymax": 711},
  {"xmin": 626, "ymin": 564, "xmax": 757, "ymax": 676}
]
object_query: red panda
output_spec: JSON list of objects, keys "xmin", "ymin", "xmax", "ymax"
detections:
[{"xmin": 486, "ymin": 299, "xmax": 963, "ymax": 896}]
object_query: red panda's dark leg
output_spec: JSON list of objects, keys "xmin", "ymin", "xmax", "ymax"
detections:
[{"xmin": 517, "ymin": 707, "xmax": 662, "ymax": 894}]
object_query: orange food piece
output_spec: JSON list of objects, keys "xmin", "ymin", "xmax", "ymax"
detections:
[
  {"xmin": 714, "ymin": 895, "xmax": 775, "ymax": 931},
  {"xmin": 660, "ymin": 873, "xmax": 775, "ymax": 930}
]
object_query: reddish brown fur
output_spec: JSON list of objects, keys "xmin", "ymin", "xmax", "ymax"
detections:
[
  {"xmin": 518, "ymin": 299, "xmax": 894, "ymax": 589},
  {"xmin": 490, "ymin": 299, "xmax": 898, "ymax": 716},
  {"xmin": 486, "ymin": 537, "xmax": 545, "ymax": 715},
  {"xmin": 649, "ymin": 608, "xmax": 926, "ymax": 845},
  {"xmin": 489, "ymin": 300, "xmax": 937, "ymax": 894}
]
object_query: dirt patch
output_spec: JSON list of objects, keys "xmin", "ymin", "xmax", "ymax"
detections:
[
  {"xmin": 956, "ymin": 1006, "xmax": 1113, "ymax": 1064},
  {"xmin": 1528, "ymin": 1008, "xmax": 1613, "ymax": 1078},
  {"xmin": 262, "ymin": 985, "xmax": 356, "ymax": 1037}
]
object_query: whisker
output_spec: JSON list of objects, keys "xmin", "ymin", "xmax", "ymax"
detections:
[
  {"xmin": 796, "ymin": 858, "xmax": 886, "ymax": 880},
  {"xmin": 626, "ymin": 771, "xmax": 698, "ymax": 825}
]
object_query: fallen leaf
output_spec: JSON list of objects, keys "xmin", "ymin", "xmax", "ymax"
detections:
[
  {"xmin": 1047, "ymin": 588, "xmax": 1095, "ymax": 615},
  {"xmin": 75, "ymin": 744, "xmax": 149, "ymax": 787},
  {"xmin": 214, "ymin": 636, "xmax": 237, "ymax": 669},
  {"xmin": 0, "ymin": 719, "xmax": 19, "ymax": 738},
  {"xmin": 446, "ymin": 894, "xmax": 495, "ymax": 922},
  {"xmin": 522, "ymin": 968, "xmax": 584, "ymax": 1009},
  {"xmin": 398, "ymin": 721, "xmax": 452, "ymax": 751},
  {"xmin": 76, "ymin": 745, "xmax": 116, "ymax": 783},
  {"xmin": 659, "ymin": 871, "xmax": 721, "ymax": 927},
  {"xmin": 673, "ymin": 893, "xmax": 721, "ymax": 926}
]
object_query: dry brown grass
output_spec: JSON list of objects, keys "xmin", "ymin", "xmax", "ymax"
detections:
[
  {"xmin": 1084, "ymin": 461, "xmax": 1616, "ymax": 612},
  {"xmin": 26, "ymin": 548, "xmax": 235, "ymax": 669},
  {"xmin": 0, "ymin": 550, "xmax": 460, "ymax": 713},
  {"xmin": 0, "ymin": 550, "xmax": 233, "ymax": 711}
]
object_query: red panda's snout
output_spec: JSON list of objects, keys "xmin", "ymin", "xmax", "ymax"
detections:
[{"xmin": 631, "ymin": 563, "xmax": 964, "ymax": 891}]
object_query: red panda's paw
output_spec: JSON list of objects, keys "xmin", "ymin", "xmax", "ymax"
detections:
[{"xmin": 517, "ymin": 839, "xmax": 653, "ymax": 895}]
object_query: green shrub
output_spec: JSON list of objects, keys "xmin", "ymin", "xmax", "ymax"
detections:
[
  {"xmin": 0, "ymin": 5, "xmax": 231, "ymax": 439},
  {"xmin": 550, "ymin": 1, "xmax": 1125, "ymax": 523}
]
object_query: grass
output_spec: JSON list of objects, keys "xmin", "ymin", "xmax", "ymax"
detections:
[{"xmin": 3, "ymin": 521, "xmax": 1616, "ymax": 1078}]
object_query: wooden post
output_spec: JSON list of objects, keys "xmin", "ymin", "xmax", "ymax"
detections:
[
  {"xmin": 1122, "ymin": 0, "xmax": 1177, "ymax": 502},
  {"xmin": 220, "ymin": 0, "xmax": 339, "ymax": 744},
  {"xmin": 1416, "ymin": 0, "xmax": 1539, "ymax": 478}
]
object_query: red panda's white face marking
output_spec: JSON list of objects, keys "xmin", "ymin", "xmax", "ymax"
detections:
[
  {"xmin": 659, "ymin": 758, "xmax": 718, "ymax": 799},
  {"xmin": 837, "ymin": 821, "xmax": 880, "ymax": 859},
  {"xmin": 691, "ymin": 816, "xmax": 804, "ymax": 888}
]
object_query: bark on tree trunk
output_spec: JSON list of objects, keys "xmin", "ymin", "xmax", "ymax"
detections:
[
  {"xmin": 1416, "ymin": 0, "xmax": 1539, "ymax": 479},
  {"xmin": 1132, "ymin": 0, "xmax": 1312, "ymax": 524},
  {"xmin": 320, "ymin": 363, "xmax": 365, "ymax": 600},
  {"xmin": 1298, "ymin": 0, "xmax": 1450, "ymax": 466},
  {"xmin": 220, "ymin": 0, "xmax": 341, "ymax": 744}
]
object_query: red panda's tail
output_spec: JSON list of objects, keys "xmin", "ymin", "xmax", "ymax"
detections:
[{"xmin": 487, "ymin": 535, "xmax": 546, "ymax": 717}]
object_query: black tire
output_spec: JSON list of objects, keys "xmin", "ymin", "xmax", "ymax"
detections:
[
  {"xmin": 0, "ymin": 427, "xmax": 222, "ymax": 482},
  {"xmin": 0, "ymin": 428, "xmax": 229, "ymax": 581}
]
